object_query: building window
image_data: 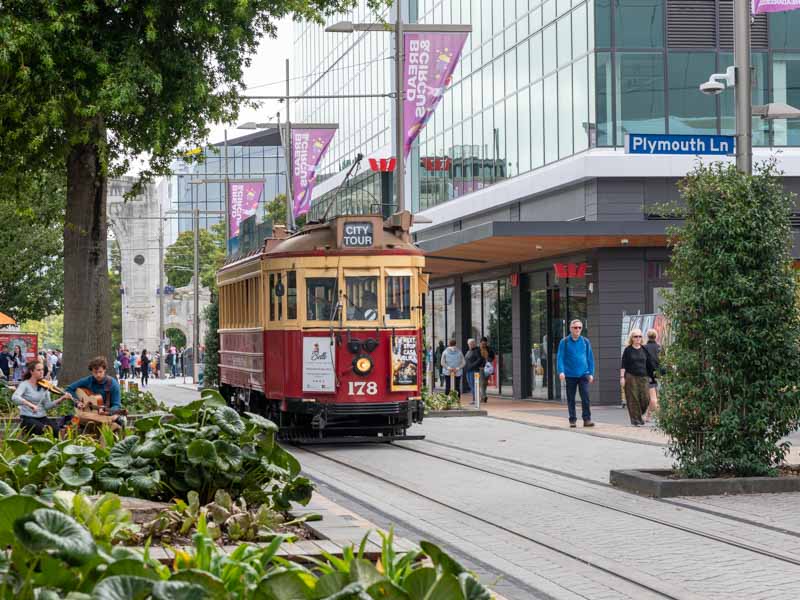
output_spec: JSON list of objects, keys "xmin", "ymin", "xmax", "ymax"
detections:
[
  {"xmin": 615, "ymin": 52, "xmax": 666, "ymax": 141},
  {"xmin": 668, "ymin": 52, "xmax": 716, "ymax": 135},
  {"xmin": 596, "ymin": 52, "xmax": 613, "ymax": 146},
  {"xmin": 615, "ymin": 0, "xmax": 664, "ymax": 49},
  {"xmin": 769, "ymin": 10, "xmax": 800, "ymax": 49}
]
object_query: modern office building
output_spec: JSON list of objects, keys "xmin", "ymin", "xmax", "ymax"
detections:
[{"xmin": 293, "ymin": 1, "xmax": 800, "ymax": 404}]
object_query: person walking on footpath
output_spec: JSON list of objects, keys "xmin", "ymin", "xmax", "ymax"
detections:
[
  {"xmin": 479, "ymin": 336, "xmax": 496, "ymax": 403},
  {"xmin": 643, "ymin": 329, "xmax": 662, "ymax": 423},
  {"xmin": 620, "ymin": 328, "xmax": 656, "ymax": 426},
  {"xmin": 140, "ymin": 349, "xmax": 150, "ymax": 387},
  {"xmin": 557, "ymin": 319, "xmax": 595, "ymax": 428},
  {"xmin": 463, "ymin": 338, "xmax": 483, "ymax": 395},
  {"xmin": 440, "ymin": 339, "xmax": 465, "ymax": 396},
  {"xmin": 434, "ymin": 341, "xmax": 446, "ymax": 387}
]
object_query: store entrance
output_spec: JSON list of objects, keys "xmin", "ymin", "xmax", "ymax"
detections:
[{"xmin": 528, "ymin": 268, "xmax": 589, "ymax": 401}]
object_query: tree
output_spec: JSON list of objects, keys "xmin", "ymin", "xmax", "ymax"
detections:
[
  {"xmin": 109, "ymin": 241, "xmax": 122, "ymax": 348},
  {"xmin": 0, "ymin": 169, "xmax": 64, "ymax": 321},
  {"xmin": 1, "ymin": 0, "xmax": 382, "ymax": 383},
  {"xmin": 659, "ymin": 162, "xmax": 800, "ymax": 478},
  {"xmin": 265, "ymin": 194, "xmax": 306, "ymax": 230},
  {"xmin": 20, "ymin": 314, "xmax": 64, "ymax": 349},
  {"xmin": 203, "ymin": 295, "xmax": 220, "ymax": 388},
  {"xmin": 165, "ymin": 221, "xmax": 226, "ymax": 291}
]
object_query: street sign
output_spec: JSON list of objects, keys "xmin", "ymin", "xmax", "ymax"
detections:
[{"xmin": 625, "ymin": 133, "xmax": 735, "ymax": 156}]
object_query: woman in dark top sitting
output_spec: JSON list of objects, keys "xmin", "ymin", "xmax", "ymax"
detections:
[
  {"xmin": 620, "ymin": 328, "xmax": 655, "ymax": 426},
  {"xmin": 643, "ymin": 329, "xmax": 662, "ymax": 423}
]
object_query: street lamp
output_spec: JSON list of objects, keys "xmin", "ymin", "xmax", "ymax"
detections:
[{"xmin": 325, "ymin": 14, "xmax": 471, "ymax": 213}]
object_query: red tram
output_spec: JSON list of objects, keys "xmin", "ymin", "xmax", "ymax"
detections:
[{"xmin": 216, "ymin": 212, "xmax": 426, "ymax": 439}]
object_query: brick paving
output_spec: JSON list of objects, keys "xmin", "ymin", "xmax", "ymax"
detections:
[{"xmin": 295, "ymin": 415, "xmax": 800, "ymax": 600}]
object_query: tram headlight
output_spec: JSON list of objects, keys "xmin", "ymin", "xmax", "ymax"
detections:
[{"xmin": 353, "ymin": 355, "xmax": 374, "ymax": 376}]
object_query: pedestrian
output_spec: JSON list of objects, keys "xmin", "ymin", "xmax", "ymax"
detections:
[
  {"xmin": 120, "ymin": 350, "xmax": 130, "ymax": 380},
  {"xmin": 463, "ymin": 338, "xmax": 483, "ymax": 395},
  {"xmin": 434, "ymin": 341, "xmax": 446, "ymax": 387},
  {"xmin": 643, "ymin": 329, "xmax": 662, "ymax": 423},
  {"xmin": 140, "ymin": 349, "xmax": 150, "ymax": 387},
  {"xmin": 479, "ymin": 336, "xmax": 496, "ymax": 403},
  {"xmin": 440, "ymin": 339, "xmax": 465, "ymax": 396},
  {"xmin": 0, "ymin": 345, "xmax": 11, "ymax": 380},
  {"xmin": 131, "ymin": 351, "xmax": 139, "ymax": 378},
  {"xmin": 11, "ymin": 346, "xmax": 25, "ymax": 381},
  {"xmin": 620, "ymin": 328, "xmax": 656, "ymax": 426},
  {"xmin": 557, "ymin": 319, "xmax": 595, "ymax": 428},
  {"xmin": 170, "ymin": 345, "xmax": 178, "ymax": 377},
  {"xmin": 12, "ymin": 360, "xmax": 72, "ymax": 435},
  {"xmin": 48, "ymin": 350, "xmax": 59, "ymax": 381}
]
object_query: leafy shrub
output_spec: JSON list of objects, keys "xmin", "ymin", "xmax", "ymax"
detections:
[
  {"xmin": 122, "ymin": 389, "xmax": 166, "ymax": 414},
  {"xmin": 421, "ymin": 388, "xmax": 461, "ymax": 412},
  {"xmin": 659, "ymin": 162, "xmax": 800, "ymax": 477}
]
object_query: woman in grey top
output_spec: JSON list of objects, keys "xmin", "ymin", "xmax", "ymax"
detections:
[{"xmin": 12, "ymin": 360, "xmax": 71, "ymax": 435}]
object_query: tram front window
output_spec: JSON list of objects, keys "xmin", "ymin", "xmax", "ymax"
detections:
[
  {"xmin": 306, "ymin": 277, "xmax": 337, "ymax": 321},
  {"xmin": 346, "ymin": 276, "xmax": 379, "ymax": 321},
  {"xmin": 385, "ymin": 275, "xmax": 411, "ymax": 320}
]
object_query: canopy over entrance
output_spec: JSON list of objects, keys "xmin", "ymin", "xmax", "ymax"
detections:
[
  {"xmin": 417, "ymin": 221, "xmax": 682, "ymax": 277},
  {"xmin": 0, "ymin": 312, "xmax": 16, "ymax": 327}
]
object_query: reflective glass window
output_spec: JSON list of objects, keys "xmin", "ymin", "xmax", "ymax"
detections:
[
  {"xmin": 532, "ymin": 81, "xmax": 545, "ymax": 167},
  {"xmin": 531, "ymin": 7, "xmax": 543, "ymax": 31},
  {"xmin": 771, "ymin": 52, "xmax": 800, "ymax": 146},
  {"xmin": 723, "ymin": 52, "xmax": 768, "ymax": 146},
  {"xmin": 505, "ymin": 50, "xmax": 517, "ymax": 97},
  {"xmin": 572, "ymin": 3, "xmax": 587, "ymax": 57},
  {"xmin": 557, "ymin": 0, "xmax": 571, "ymax": 16},
  {"xmin": 470, "ymin": 283, "xmax": 482, "ymax": 340},
  {"xmin": 346, "ymin": 276, "xmax": 379, "ymax": 321},
  {"xmin": 518, "ymin": 40, "xmax": 530, "ymax": 89},
  {"xmin": 306, "ymin": 277, "xmax": 337, "ymax": 321},
  {"xmin": 544, "ymin": 74, "xmax": 559, "ymax": 163},
  {"xmin": 615, "ymin": 53, "xmax": 665, "ymax": 140},
  {"xmin": 287, "ymin": 271, "xmax": 297, "ymax": 320},
  {"xmin": 557, "ymin": 14, "xmax": 571, "ymax": 67},
  {"xmin": 543, "ymin": 24, "xmax": 557, "ymax": 75},
  {"xmin": 385, "ymin": 276, "xmax": 411, "ymax": 320},
  {"xmin": 519, "ymin": 86, "xmax": 532, "ymax": 172},
  {"xmin": 615, "ymin": 0, "xmax": 663, "ymax": 48},
  {"xmin": 668, "ymin": 52, "xmax": 716, "ymax": 136},
  {"xmin": 543, "ymin": 0, "xmax": 556, "ymax": 24},
  {"xmin": 506, "ymin": 94, "xmax": 518, "ymax": 177},
  {"xmin": 769, "ymin": 11, "xmax": 800, "ymax": 49},
  {"xmin": 573, "ymin": 57, "xmax": 589, "ymax": 152},
  {"xmin": 558, "ymin": 66, "xmax": 574, "ymax": 158},
  {"xmin": 595, "ymin": 52, "xmax": 613, "ymax": 145},
  {"xmin": 531, "ymin": 33, "xmax": 543, "ymax": 82}
]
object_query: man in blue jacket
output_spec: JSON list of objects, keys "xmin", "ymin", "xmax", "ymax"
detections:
[
  {"xmin": 65, "ymin": 356, "xmax": 122, "ymax": 413},
  {"xmin": 557, "ymin": 319, "xmax": 595, "ymax": 428}
]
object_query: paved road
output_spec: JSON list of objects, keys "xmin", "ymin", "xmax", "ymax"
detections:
[
  {"xmin": 140, "ymin": 378, "xmax": 200, "ymax": 407},
  {"xmin": 294, "ymin": 417, "xmax": 800, "ymax": 600}
]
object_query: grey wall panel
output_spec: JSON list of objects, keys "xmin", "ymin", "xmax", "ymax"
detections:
[{"xmin": 520, "ymin": 185, "xmax": 586, "ymax": 221}]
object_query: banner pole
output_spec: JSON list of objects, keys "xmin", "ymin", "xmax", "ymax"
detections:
[
  {"xmin": 285, "ymin": 58, "xmax": 296, "ymax": 230},
  {"xmin": 394, "ymin": 5, "xmax": 404, "ymax": 213}
]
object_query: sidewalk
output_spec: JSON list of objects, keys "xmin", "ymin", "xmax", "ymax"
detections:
[{"xmin": 473, "ymin": 396, "xmax": 800, "ymax": 464}]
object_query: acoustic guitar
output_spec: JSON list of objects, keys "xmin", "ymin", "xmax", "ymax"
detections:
[{"xmin": 37, "ymin": 380, "xmax": 127, "ymax": 432}]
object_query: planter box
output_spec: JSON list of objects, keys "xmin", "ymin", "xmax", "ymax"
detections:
[
  {"xmin": 610, "ymin": 468, "xmax": 800, "ymax": 498},
  {"xmin": 426, "ymin": 408, "xmax": 487, "ymax": 418}
]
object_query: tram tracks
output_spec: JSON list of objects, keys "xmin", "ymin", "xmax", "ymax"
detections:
[{"xmin": 296, "ymin": 441, "xmax": 800, "ymax": 600}]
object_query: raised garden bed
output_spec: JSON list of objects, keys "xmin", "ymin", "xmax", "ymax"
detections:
[{"xmin": 610, "ymin": 468, "xmax": 800, "ymax": 498}]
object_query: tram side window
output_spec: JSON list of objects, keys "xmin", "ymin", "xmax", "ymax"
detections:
[
  {"xmin": 385, "ymin": 276, "xmax": 411, "ymax": 320},
  {"xmin": 269, "ymin": 273, "xmax": 283, "ymax": 321},
  {"xmin": 346, "ymin": 276, "xmax": 379, "ymax": 321},
  {"xmin": 306, "ymin": 277, "xmax": 337, "ymax": 321},
  {"xmin": 287, "ymin": 271, "xmax": 297, "ymax": 320},
  {"xmin": 269, "ymin": 274, "xmax": 276, "ymax": 321}
]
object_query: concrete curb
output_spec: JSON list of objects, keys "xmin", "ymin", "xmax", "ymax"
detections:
[
  {"xmin": 426, "ymin": 409, "xmax": 488, "ymax": 418},
  {"xmin": 610, "ymin": 468, "xmax": 800, "ymax": 497}
]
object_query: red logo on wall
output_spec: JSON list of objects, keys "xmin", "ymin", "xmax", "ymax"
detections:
[
  {"xmin": 368, "ymin": 158, "xmax": 396, "ymax": 172},
  {"xmin": 554, "ymin": 263, "xmax": 588, "ymax": 278},
  {"xmin": 421, "ymin": 157, "xmax": 452, "ymax": 172}
]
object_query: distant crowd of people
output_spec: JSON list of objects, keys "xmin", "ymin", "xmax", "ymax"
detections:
[
  {"xmin": 114, "ymin": 343, "xmax": 196, "ymax": 387},
  {"xmin": 0, "ymin": 345, "xmax": 62, "ymax": 384}
]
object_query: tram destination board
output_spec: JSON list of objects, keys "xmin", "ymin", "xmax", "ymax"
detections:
[{"xmin": 342, "ymin": 222, "xmax": 374, "ymax": 248}]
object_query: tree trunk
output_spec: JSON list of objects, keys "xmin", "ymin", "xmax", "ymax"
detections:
[{"xmin": 61, "ymin": 117, "xmax": 112, "ymax": 383}]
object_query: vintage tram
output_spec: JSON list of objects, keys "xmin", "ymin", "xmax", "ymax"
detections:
[{"xmin": 216, "ymin": 212, "xmax": 426, "ymax": 439}]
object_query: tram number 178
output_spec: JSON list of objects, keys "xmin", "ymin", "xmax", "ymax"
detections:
[{"xmin": 348, "ymin": 381, "xmax": 378, "ymax": 396}]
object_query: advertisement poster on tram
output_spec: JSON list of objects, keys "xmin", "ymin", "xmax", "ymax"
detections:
[
  {"xmin": 302, "ymin": 336, "xmax": 336, "ymax": 393},
  {"xmin": 403, "ymin": 31, "xmax": 469, "ymax": 157},
  {"xmin": 0, "ymin": 333, "xmax": 38, "ymax": 362},
  {"xmin": 391, "ymin": 335, "xmax": 419, "ymax": 391}
]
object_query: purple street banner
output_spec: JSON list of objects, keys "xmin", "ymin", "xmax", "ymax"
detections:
[
  {"xmin": 291, "ymin": 127, "xmax": 337, "ymax": 218},
  {"xmin": 228, "ymin": 181, "xmax": 264, "ymax": 239},
  {"xmin": 403, "ymin": 31, "xmax": 469, "ymax": 158},
  {"xmin": 753, "ymin": 0, "xmax": 800, "ymax": 13}
]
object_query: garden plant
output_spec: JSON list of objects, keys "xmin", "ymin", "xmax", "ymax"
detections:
[{"xmin": 659, "ymin": 162, "xmax": 800, "ymax": 478}]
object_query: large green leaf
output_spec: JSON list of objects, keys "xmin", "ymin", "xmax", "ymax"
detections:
[
  {"xmin": 366, "ymin": 580, "xmax": 410, "ymax": 600},
  {"xmin": 458, "ymin": 573, "xmax": 492, "ymax": 600},
  {"xmin": 91, "ymin": 575, "xmax": 154, "ymax": 600},
  {"xmin": 402, "ymin": 567, "xmax": 437, "ymax": 600},
  {"xmin": 133, "ymin": 412, "xmax": 171, "ymax": 433},
  {"xmin": 315, "ymin": 572, "xmax": 350, "ymax": 597},
  {"xmin": 108, "ymin": 435, "xmax": 140, "ymax": 469},
  {"xmin": 200, "ymin": 389, "xmax": 227, "ymax": 407},
  {"xmin": 15, "ymin": 508, "xmax": 96, "ymax": 565},
  {"xmin": 5, "ymin": 438, "xmax": 30, "ymax": 457},
  {"xmin": 102, "ymin": 559, "xmax": 161, "ymax": 581},
  {"xmin": 423, "ymin": 573, "xmax": 464, "ymax": 600},
  {"xmin": 259, "ymin": 570, "xmax": 315, "ymax": 600},
  {"xmin": 186, "ymin": 439, "xmax": 218, "ymax": 468},
  {"xmin": 96, "ymin": 470, "xmax": 124, "ymax": 493},
  {"xmin": 316, "ymin": 582, "xmax": 369, "ymax": 600},
  {"xmin": 0, "ymin": 480, "xmax": 16, "ymax": 496},
  {"xmin": 212, "ymin": 440, "xmax": 243, "ymax": 471},
  {"xmin": 270, "ymin": 445, "xmax": 301, "ymax": 478},
  {"xmin": 244, "ymin": 412, "xmax": 279, "ymax": 433},
  {"xmin": 59, "ymin": 465, "xmax": 94, "ymax": 487},
  {"xmin": 0, "ymin": 494, "xmax": 48, "ymax": 545},
  {"xmin": 64, "ymin": 444, "xmax": 96, "ymax": 456},
  {"xmin": 152, "ymin": 581, "xmax": 209, "ymax": 600},
  {"xmin": 170, "ymin": 569, "xmax": 228, "ymax": 598},
  {"xmin": 28, "ymin": 436, "xmax": 54, "ymax": 453},
  {"xmin": 213, "ymin": 406, "xmax": 245, "ymax": 437},
  {"xmin": 132, "ymin": 439, "xmax": 164, "ymax": 459},
  {"xmin": 419, "ymin": 542, "xmax": 465, "ymax": 576},
  {"xmin": 129, "ymin": 470, "xmax": 161, "ymax": 495}
]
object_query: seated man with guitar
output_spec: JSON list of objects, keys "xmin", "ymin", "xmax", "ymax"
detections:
[{"xmin": 64, "ymin": 356, "xmax": 126, "ymax": 431}]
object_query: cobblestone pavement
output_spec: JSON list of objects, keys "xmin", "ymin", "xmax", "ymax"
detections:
[{"xmin": 294, "ymin": 416, "xmax": 800, "ymax": 600}]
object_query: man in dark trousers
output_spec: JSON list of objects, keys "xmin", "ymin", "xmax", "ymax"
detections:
[
  {"xmin": 557, "ymin": 319, "xmax": 595, "ymax": 428},
  {"xmin": 0, "ymin": 345, "xmax": 11, "ymax": 380}
]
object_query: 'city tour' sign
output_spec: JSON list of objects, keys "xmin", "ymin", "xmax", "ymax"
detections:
[
  {"xmin": 625, "ymin": 133, "xmax": 735, "ymax": 156},
  {"xmin": 342, "ymin": 222, "xmax": 374, "ymax": 248}
]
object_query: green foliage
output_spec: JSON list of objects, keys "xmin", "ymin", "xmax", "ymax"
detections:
[
  {"xmin": 165, "ymin": 328, "xmax": 187, "ymax": 349},
  {"xmin": 421, "ymin": 388, "xmax": 461, "ymax": 413},
  {"xmin": 164, "ymin": 222, "xmax": 226, "ymax": 290},
  {"xmin": 659, "ymin": 162, "xmax": 800, "ymax": 477},
  {"xmin": 122, "ymin": 389, "xmax": 166, "ymax": 414},
  {"xmin": 0, "ymin": 169, "xmax": 65, "ymax": 321},
  {"xmin": 18, "ymin": 314, "xmax": 64, "ymax": 350},
  {"xmin": 109, "ymin": 241, "xmax": 123, "ymax": 349},
  {"xmin": 203, "ymin": 295, "xmax": 220, "ymax": 388}
]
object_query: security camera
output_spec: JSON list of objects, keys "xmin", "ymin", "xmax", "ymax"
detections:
[{"xmin": 699, "ymin": 80, "xmax": 725, "ymax": 96}]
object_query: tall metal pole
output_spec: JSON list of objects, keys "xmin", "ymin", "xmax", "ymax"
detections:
[
  {"xmin": 394, "ymin": 5, "xmax": 405, "ymax": 213},
  {"xmin": 158, "ymin": 204, "xmax": 165, "ymax": 380},
  {"xmin": 224, "ymin": 129, "xmax": 229, "ymax": 250},
  {"xmin": 734, "ymin": 0, "xmax": 752, "ymax": 175},
  {"xmin": 193, "ymin": 206, "xmax": 200, "ymax": 384},
  {"xmin": 285, "ymin": 58, "xmax": 295, "ymax": 230}
]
